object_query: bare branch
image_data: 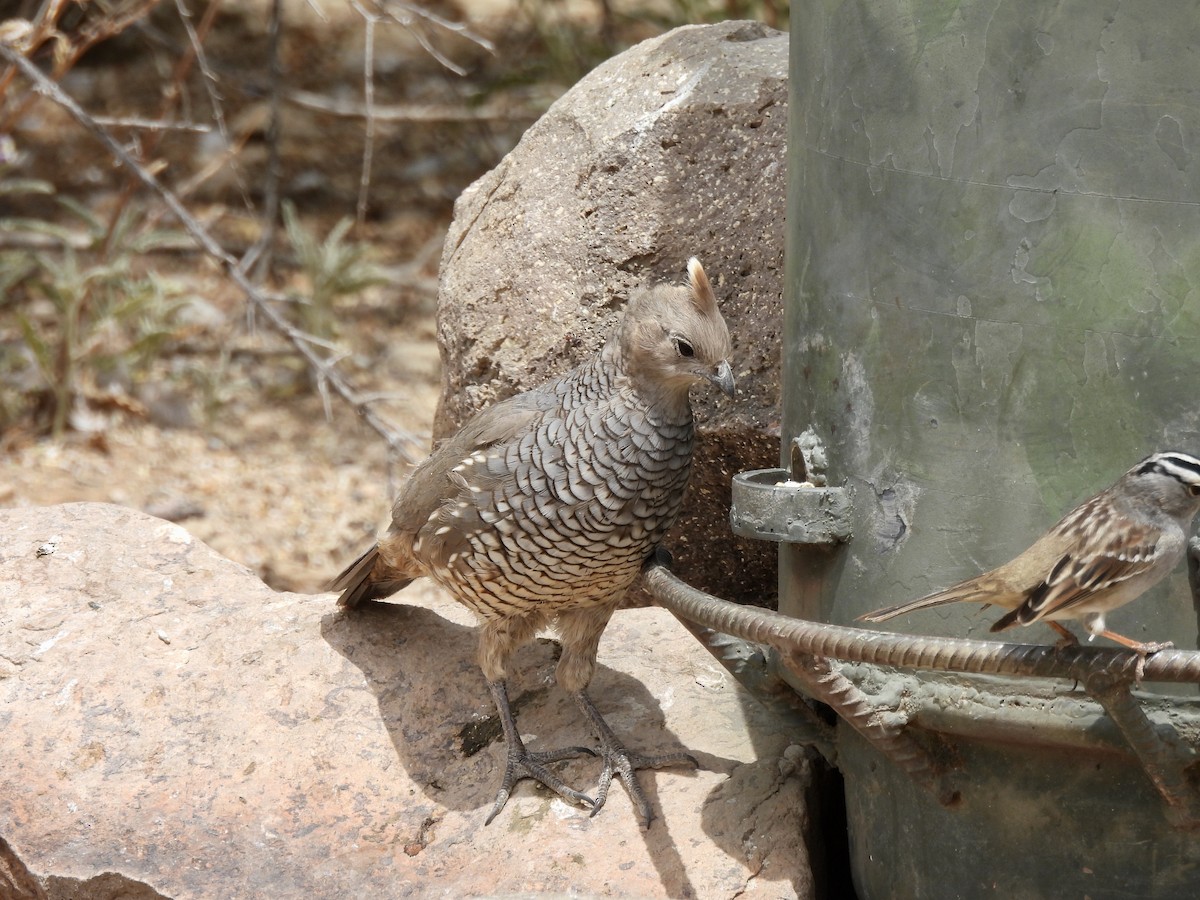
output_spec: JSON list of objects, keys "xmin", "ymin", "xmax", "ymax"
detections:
[
  {"xmin": 172, "ymin": 0, "xmax": 249, "ymax": 205},
  {"xmin": 352, "ymin": 0, "xmax": 495, "ymax": 77},
  {"xmin": 244, "ymin": 0, "xmax": 285, "ymax": 281},
  {"xmin": 286, "ymin": 89, "xmax": 538, "ymax": 122},
  {"xmin": 351, "ymin": 1, "xmax": 379, "ymax": 229},
  {"xmin": 377, "ymin": 0, "xmax": 496, "ymax": 54},
  {"xmin": 91, "ymin": 115, "xmax": 212, "ymax": 132}
]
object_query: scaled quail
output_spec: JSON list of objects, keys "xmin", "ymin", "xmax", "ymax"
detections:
[{"xmin": 333, "ymin": 257, "xmax": 735, "ymax": 827}]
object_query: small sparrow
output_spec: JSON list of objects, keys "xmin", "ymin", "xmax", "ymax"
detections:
[{"xmin": 859, "ymin": 451, "xmax": 1200, "ymax": 654}]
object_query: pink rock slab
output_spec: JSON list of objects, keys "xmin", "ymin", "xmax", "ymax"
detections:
[{"xmin": 1, "ymin": 503, "xmax": 814, "ymax": 899}]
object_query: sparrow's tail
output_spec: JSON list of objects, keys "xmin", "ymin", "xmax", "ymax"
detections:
[{"xmin": 857, "ymin": 578, "xmax": 995, "ymax": 623}]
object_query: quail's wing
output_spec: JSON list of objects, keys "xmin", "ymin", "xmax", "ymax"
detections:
[
  {"xmin": 1012, "ymin": 520, "xmax": 1164, "ymax": 624},
  {"xmin": 389, "ymin": 388, "xmax": 554, "ymax": 523},
  {"xmin": 403, "ymin": 387, "xmax": 564, "ymax": 570}
]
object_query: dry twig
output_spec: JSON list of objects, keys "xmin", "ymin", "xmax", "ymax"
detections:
[
  {"xmin": 171, "ymin": 0, "xmax": 249, "ymax": 207},
  {"xmin": 244, "ymin": 0, "xmax": 285, "ymax": 282},
  {"xmin": 91, "ymin": 115, "xmax": 212, "ymax": 132},
  {"xmin": 350, "ymin": 1, "xmax": 379, "ymax": 229},
  {"xmin": 286, "ymin": 89, "xmax": 538, "ymax": 123},
  {"xmin": 367, "ymin": 0, "xmax": 496, "ymax": 76}
]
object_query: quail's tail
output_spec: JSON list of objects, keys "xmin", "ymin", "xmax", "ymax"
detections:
[
  {"xmin": 857, "ymin": 580, "xmax": 992, "ymax": 623},
  {"xmin": 330, "ymin": 544, "xmax": 413, "ymax": 609}
]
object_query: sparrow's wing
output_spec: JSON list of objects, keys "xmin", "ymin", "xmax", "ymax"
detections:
[{"xmin": 994, "ymin": 520, "xmax": 1163, "ymax": 629}]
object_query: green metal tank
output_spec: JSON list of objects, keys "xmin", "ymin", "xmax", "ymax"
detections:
[{"xmin": 784, "ymin": 2, "xmax": 1200, "ymax": 897}]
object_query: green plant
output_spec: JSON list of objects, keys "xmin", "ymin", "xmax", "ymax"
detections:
[
  {"xmin": 281, "ymin": 200, "xmax": 388, "ymax": 341},
  {"xmin": 15, "ymin": 251, "xmax": 187, "ymax": 438},
  {"xmin": 3, "ymin": 177, "xmax": 190, "ymax": 438}
]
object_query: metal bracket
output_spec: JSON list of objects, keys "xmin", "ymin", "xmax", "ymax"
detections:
[{"xmin": 730, "ymin": 429, "xmax": 852, "ymax": 545}]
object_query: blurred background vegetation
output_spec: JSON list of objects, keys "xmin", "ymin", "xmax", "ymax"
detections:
[{"xmin": 0, "ymin": 0, "xmax": 784, "ymax": 442}]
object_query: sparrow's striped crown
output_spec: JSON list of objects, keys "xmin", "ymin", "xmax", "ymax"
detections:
[{"xmin": 1134, "ymin": 451, "xmax": 1200, "ymax": 495}]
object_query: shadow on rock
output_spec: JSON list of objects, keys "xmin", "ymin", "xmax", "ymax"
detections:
[
  {"xmin": 319, "ymin": 598, "xmax": 704, "ymax": 821},
  {"xmin": 700, "ymin": 698, "xmax": 825, "ymax": 898},
  {"xmin": 319, "ymin": 594, "xmax": 815, "ymax": 897}
]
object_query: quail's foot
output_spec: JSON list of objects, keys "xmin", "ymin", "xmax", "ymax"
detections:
[
  {"xmin": 485, "ymin": 739, "xmax": 596, "ymax": 826},
  {"xmin": 484, "ymin": 679, "xmax": 595, "ymax": 825},
  {"xmin": 573, "ymin": 690, "xmax": 697, "ymax": 828}
]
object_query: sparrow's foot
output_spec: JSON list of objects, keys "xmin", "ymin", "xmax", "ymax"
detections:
[
  {"xmin": 1047, "ymin": 621, "xmax": 1080, "ymax": 649},
  {"xmin": 1091, "ymin": 630, "xmax": 1172, "ymax": 682}
]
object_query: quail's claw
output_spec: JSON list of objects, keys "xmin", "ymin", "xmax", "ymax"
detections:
[
  {"xmin": 591, "ymin": 744, "xmax": 697, "ymax": 827},
  {"xmin": 483, "ymin": 679, "xmax": 597, "ymax": 825},
  {"xmin": 485, "ymin": 744, "xmax": 597, "ymax": 826}
]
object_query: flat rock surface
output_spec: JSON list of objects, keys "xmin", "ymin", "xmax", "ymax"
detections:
[{"xmin": 0, "ymin": 503, "xmax": 814, "ymax": 898}]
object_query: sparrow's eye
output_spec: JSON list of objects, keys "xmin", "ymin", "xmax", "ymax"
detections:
[
  {"xmin": 1188, "ymin": 484, "xmax": 1200, "ymax": 497},
  {"xmin": 674, "ymin": 338, "xmax": 695, "ymax": 358}
]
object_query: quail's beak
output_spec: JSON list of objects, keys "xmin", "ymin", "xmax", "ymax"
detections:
[{"xmin": 708, "ymin": 360, "xmax": 736, "ymax": 398}]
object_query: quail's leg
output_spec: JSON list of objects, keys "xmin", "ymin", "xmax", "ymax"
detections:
[
  {"xmin": 556, "ymin": 603, "xmax": 696, "ymax": 828},
  {"xmin": 570, "ymin": 689, "xmax": 697, "ymax": 828},
  {"xmin": 483, "ymin": 679, "xmax": 596, "ymax": 825}
]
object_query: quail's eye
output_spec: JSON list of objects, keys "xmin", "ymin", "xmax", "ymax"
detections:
[{"xmin": 674, "ymin": 338, "xmax": 695, "ymax": 358}]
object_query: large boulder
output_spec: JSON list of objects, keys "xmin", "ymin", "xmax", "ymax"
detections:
[
  {"xmin": 0, "ymin": 503, "xmax": 816, "ymax": 898},
  {"xmin": 436, "ymin": 21, "xmax": 786, "ymax": 607}
]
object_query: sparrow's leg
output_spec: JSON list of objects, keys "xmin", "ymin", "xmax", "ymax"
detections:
[
  {"xmin": 1095, "ymin": 629, "xmax": 1173, "ymax": 684},
  {"xmin": 1081, "ymin": 613, "xmax": 1171, "ymax": 681},
  {"xmin": 1047, "ymin": 621, "xmax": 1079, "ymax": 648}
]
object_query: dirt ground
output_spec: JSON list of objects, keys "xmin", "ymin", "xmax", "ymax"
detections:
[{"xmin": 0, "ymin": 298, "xmax": 442, "ymax": 594}]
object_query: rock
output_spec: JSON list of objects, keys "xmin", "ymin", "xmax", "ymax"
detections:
[
  {"xmin": 1, "ymin": 835, "xmax": 46, "ymax": 900},
  {"xmin": 435, "ymin": 21, "xmax": 786, "ymax": 608},
  {"xmin": 0, "ymin": 504, "xmax": 817, "ymax": 899}
]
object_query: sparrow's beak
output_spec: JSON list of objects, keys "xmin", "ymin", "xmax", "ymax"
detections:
[{"xmin": 708, "ymin": 360, "xmax": 736, "ymax": 398}]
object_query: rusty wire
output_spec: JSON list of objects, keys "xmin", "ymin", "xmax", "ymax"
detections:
[{"xmin": 642, "ymin": 561, "xmax": 1200, "ymax": 685}]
